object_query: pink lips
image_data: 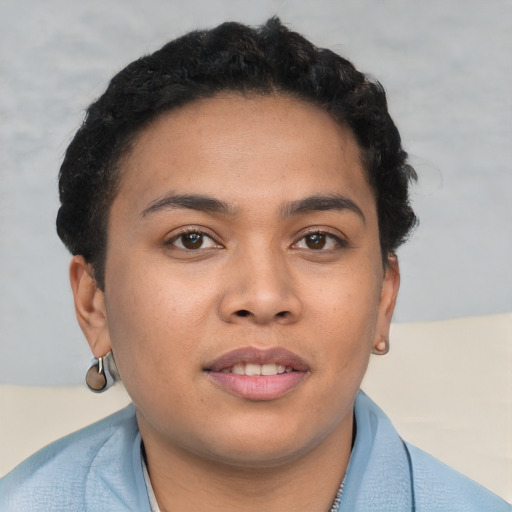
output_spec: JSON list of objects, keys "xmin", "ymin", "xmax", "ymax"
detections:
[{"xmin": 204, "ymin": 347, "xmax": 309, "ymax": 401}]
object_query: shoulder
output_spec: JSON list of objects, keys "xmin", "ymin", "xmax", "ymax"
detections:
[
  {"xmin": 405, "ymin": 442, "xmax": 511, "ymax": 512},
  {"xmin": 0, "ymin": 405, "xmax": 146, "ymax": 512},
  {"xmin": 351, "ymin": 392, "xmax": 511, "ymax": 511}
]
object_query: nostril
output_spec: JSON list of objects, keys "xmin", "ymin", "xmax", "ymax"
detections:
[
  {"xmin": 235, "ymin": 310, "xmax": 251, "ymax": 317},
  {"xmin": 276, "ymin": 311, "xmax": 289, "ymax": 318}
]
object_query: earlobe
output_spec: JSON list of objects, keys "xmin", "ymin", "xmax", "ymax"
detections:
[
  {"xmin": 372, "ymin": 254, "xmax": 400, "ymax": 355},
  {"xmin": 69, "ymin": 255, "xmax": 112, "ymax": 357},
  {"xmin": 371, "ymin": 337, "xmax": 389, "ymax": 355}
]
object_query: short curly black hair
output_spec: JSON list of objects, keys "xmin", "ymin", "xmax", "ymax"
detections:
[{"xmin": 57, "ymin": 17, "xmax": 417, "ymax": 289}]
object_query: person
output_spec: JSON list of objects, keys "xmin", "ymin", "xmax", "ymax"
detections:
[{"xmin": 0, "ymin": 17, "xmax": 509, "ymax": 512}]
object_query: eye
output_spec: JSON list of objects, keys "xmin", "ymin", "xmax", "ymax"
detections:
[
  {"xmin": 168, "ymin": 230, "xmax": 220, "ymax": 250},
  {"xmin": 294, "ymin": 231, "xmax": 345, "ymax": 251}
]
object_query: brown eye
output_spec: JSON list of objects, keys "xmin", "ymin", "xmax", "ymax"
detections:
[
  {"xmin": 295, "ymin": 231, "xmax": 345, "ymax": 251},
  {"xmin": 169, "ymin": 231, "xmax": 219, "ymax": 250},
  {"xmin": 181, "ymin": 232, "xmax": 203, "ymax": 249},
  {"xmin": 305, "ymin": 233, "xmax": 327, "ymax": 249}
]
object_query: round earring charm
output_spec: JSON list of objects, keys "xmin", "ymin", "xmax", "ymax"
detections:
[
  {"xmin": 85, "ymin": 359, "xmax": 107, "ymax": 391},
  {"xmin": 85, "ymin": 351, "xmax": 119, "ymax": 392}
]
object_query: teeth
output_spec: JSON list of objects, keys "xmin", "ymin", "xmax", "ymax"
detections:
[
  {"xmin": 232, "ymin": 364, "xmax": 245, "ymax": 375},
  {"xmin": 245, "ymin": 363, "xmax": 261, "ymax": 376},
  {"xmin": 222, "ymin": 363, "xmax": 291, "ymax": 376},
  {"xmin": 261, "ymin": 363, "xmax": 277, "ymax": 375}
]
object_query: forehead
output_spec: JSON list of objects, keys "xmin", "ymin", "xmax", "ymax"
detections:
[{"xmin": 113, "ymin": 93, "xmax": 375, "ymax": 220}]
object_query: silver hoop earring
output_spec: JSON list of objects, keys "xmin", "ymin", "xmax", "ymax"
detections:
[{"xmin": 85, "ymin": 351, "xmax": 119, "ymax": 392}]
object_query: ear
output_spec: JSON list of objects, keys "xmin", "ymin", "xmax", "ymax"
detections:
[
  {"xmin": 69, "ymin": 255, "xmax": 112, "ymax": 358},
  {"xmin": 372, "ymin": 254, "xmax": 400, "ymax": 355}
]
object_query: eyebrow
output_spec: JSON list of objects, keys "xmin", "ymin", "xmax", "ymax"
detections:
[
  {"xmin": 140, "ymin": 192, "xmax": 365, "ymax": 223},
  {"xmin": 141, "ymin": 194, "xmax": 233, "ymax": 218},
  {"xmin": 282, "ymin": 194, "xmax": 366, "ymax": 223}
]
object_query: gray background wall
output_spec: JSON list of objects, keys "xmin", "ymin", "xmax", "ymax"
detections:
[{"xmin": 1, "ymin": 0, "xmax": 511, "ymax": 385}]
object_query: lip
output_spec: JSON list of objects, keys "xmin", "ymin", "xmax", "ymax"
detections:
[
  {"xmin": 204, "ymin": 347, "xmax": 309, "ymax": 401},
  {"xmin": 205, "ymin": 347, "xmax": 309, "ymax": 372}
]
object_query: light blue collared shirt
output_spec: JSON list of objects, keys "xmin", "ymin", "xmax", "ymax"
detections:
[{"xmin": 1, "ymin": 392, "xmax": 509, "ymax": 511}]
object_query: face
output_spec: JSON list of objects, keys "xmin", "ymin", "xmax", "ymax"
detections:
[{"xmin": 72, "ymin": 94, "xmax": 399, "ymax": 469}]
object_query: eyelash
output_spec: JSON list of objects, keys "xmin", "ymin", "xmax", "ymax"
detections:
[
  {"xmin": 293, "ymin": 230, "xmax": 347, "ymax": 251},
  {"xmin": 164, "ymin": 228, "xmax": 347, "ymax": 252},
  {"xmin": 165, "ymin": 229, "xmax": 221, "ymax": 251}
]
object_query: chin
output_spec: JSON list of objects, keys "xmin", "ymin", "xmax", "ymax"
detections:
[
  {"xmin": 202, "ymin": 442, "xmax": 312, "ymax": 470},
  {"xmin": 190, "ymin": 420, "xmax": 331, "ymax": 470}
]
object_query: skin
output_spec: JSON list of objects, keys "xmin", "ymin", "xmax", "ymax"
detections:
[{"xmin": 70, "ymin": 93, "xmax": 399, "ymax": 512}]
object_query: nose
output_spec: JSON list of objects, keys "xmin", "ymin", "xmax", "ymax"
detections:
[{"xmin": 218, "ymin": 247, "xmax": 303, "ymax": 325}]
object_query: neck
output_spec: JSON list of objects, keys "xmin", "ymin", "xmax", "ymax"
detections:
[{"xmin": 138, "ymin": 412, "xmax": 353, "ymax": 512}]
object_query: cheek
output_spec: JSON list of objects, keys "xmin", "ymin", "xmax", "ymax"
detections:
[
  {"xmin": 305, "ymin": 262, "xmax": 382, "ymax": 365},
  {"xmin": 103, "ymin": 259, "xmax": 215, "ymax": 391}
]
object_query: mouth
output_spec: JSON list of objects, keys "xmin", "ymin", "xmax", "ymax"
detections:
[
  {"xmin": 204, "ymin": 347, "xmax": 309, "ymax": 401},
  {"xmin": 218, "ymin": 362, "xmax": 295, "ymax": 376}
]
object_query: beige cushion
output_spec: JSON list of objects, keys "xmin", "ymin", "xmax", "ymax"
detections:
[{"xmin": 1, "ymin": 314, "xmax": 510, "ymax": 502}]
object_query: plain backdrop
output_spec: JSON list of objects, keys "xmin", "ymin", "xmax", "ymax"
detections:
[{"xmin": 0, "ymin": 0, "xmax": 511, "ymax": 384}]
